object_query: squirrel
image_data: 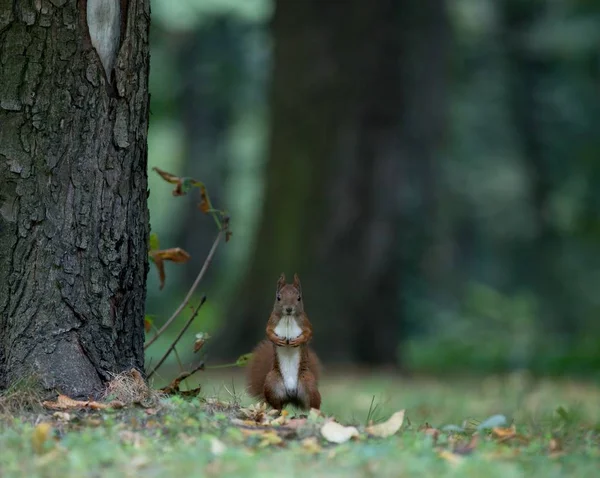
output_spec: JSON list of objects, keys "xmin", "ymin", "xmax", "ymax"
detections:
[{"xmin": 246, "ymin": 273, "xmax": 321, "ymax": 411}]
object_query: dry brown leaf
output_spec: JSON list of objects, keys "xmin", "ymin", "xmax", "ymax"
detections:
[
  {"xmin": 144, "ymin": 317, "xmax": 153, "ymax": 333},
  {"xmin": 42, "ymin": 394, "xmax": 124, "ymax": 411},
  {"xmin": 198, "ymin": 185, "xmax": 210, "ymax": 213},
  {"xmin": 365, "ymin": 410, "xmax": 405, "ymax": 438},
  {"xmin": 492, "ymin": 425, "xmax": 529, "ymax": 445},
  {"xmin": 301, "ymin": 437, "xmax": 322, "ymax": 454},
  {"xmin": 151, "ymin": 248, "xmax": 191, "ymax": 263},
  {"xmin": 149, "ymin": 248, "xmax": 191, "ymax": 290},
  {"xmin": 144, "ymin": 408, "xmax": 159, "ymax": 416},
  {"xmin": 239, "ymin": 402, "xmax": 272, "ymax": 424},
  {"xmin": 193, "ymin": 332, "xmax": 211, "ymax": 353},
  {"xmin": 321, "ymin": 420, "xmax": 360, "ymax": 444},
  {"xmin": 492, "ymin": 425, "xmax": 516, "ymax": 439},
  {"xmin": 153, "ymin": 167, "xmax": 181, "ymax": 186}
]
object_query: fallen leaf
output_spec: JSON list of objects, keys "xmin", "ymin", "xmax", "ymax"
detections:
[
  {"xmin": 270, "ymin": 410, "xmax": 289, "ymax": 426},
  {"xmin": 492, "ymin": 425, "xmax": 516, "ymax": 439},
  {"xmin": 210, "ymin": 437, "xmax": 227, "ymax": 456},
  {"xmin": 452, "ymin": 434, "xmax": 479, "ymax": 455},
  {"xmin": 286, "ymin": 418, "xmax": 308, "ymax": 430},
  {"xmin": 144, "ymin": 408, "xmax": 159, "ymax": 416},
  {"xmin": 321, "ymin": 420, "xmax": 359, "ymax": 444},
  {"xmin": 492, "ymin": 425, "xmax": 529, "ymax": 444},
  {"xmin": 52, "ymin": 412, "xmax": 72, "ymax": 422},
  {"xmin": 258, "ymin": 431, "xmax": 283, "ymax": 448},
  {"xmin": 42, "ymin": 394, "xmax": 124, "ymax": 411},
  {"xmin": 365, "ymin": 410, "xmax": 405, "ymax": 438},
  {"xmin": 549, "ymin": 437, "xmax": 562, "ymax": 453},
  {"xmin": 438, "ymin": 449, "xmax": 465, "ymax": 466},
  {"xmin": 301, "ymin": 437, "xmax": 322, "ymax": 454},
  {"xmin": 239, "ymin": 402, "xmax": 272, "ymax": 424},
  {"xmin": 32, "ymin": 423, "xmax": 53, "ymax": 455}
]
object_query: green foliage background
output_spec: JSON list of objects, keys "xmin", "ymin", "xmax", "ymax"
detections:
[{"xmin": 144, "ymin": 0, "xmax": 600, "ymax": 379}]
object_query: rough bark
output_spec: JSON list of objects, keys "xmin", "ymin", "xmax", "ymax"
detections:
[
  {"xmin": 213, "ymin": 0, "xmax": 449, "ymax": 366},
  {"xmin": 0, "ymin": 0, "xmax": 150, "ymax": 398}
]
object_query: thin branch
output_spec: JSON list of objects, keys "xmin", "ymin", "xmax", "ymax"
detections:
[
  {"xmin": 144, "ymin": 230, "xmax": 223, "ymax": 350},
  {"xmin": 147, "ymin": 295, "xmax": 207, "ymax": 380}
]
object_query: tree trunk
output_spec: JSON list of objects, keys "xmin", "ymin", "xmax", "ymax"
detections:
[
  {"xmin": 0, "ymin": 0, "xmax": 150, "ymax": 399},
  {"xmin": 500, "ymin": 0, "xmax": 575, "ymax": 344},
  {"xmin": 212, "ymin": 0, "xmax": 449, "ymax": 367}
]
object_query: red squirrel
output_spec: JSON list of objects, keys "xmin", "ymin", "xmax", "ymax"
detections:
[{"xmin": 246, "ymin": 273, "xmax": 321, "ymax": 411}]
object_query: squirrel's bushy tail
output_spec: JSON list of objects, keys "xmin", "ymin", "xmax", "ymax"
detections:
[{"xmin": 246, "ymin": 340, "xmax": 275, "ymax": 398}]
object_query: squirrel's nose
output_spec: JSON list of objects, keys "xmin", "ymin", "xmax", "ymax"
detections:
[{"xmin": 285, "ymin": 306, "xmax": 293, "ymax": 314}]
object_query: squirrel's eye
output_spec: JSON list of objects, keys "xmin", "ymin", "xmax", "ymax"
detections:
[
  {"xmin": 277, "ymin": 295, "xmax": 281, "ymax": 301},
  {"xmin": 297, "ymin": 296, "xmax": 301, "ymax": 301}
]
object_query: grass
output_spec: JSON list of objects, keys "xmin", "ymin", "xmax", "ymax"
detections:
[{"xmin": 1, "ymin": 369, "xmax": 599, "ymax": 477}]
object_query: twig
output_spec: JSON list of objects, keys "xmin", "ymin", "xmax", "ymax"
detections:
[
  {"xmin": 147, "ymin": 296, "xmax": 207, "ymax": 379},
  {"xmin": 144, "ymin": 230, "xmax": 223, "ymax": 350}
]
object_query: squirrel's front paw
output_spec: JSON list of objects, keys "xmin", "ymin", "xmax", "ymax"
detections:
[
  {"xmin": 272, "ymin": 336, "xmax": 287, "ymax": 347},
  {"xmin": 287, "ymin": 338, "xmax": 302, "ymax": 347}
]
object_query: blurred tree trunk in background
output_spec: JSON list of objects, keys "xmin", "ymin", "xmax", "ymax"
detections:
[
  {"xmin": 500, "ymin": 0, "xmax": 576, "ymax": 345},
  {"xmin": 213, "ymin": 0, "xmax": 450, "ymax": 366},
  {"xmin": 174, "ymin": 18, "xmax": 248, "ymax": 287},
  {"xmin": 0, "ymin": 0, "xmax": 150, "ymax": 397}
]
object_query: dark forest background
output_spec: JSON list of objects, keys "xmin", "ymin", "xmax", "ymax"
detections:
[{"xmin": 144, "ymin": 0, "xmax": 600, "ymax": 378}]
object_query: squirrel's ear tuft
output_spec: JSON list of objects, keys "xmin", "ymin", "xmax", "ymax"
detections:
[
  {"xmin": 293, "ymin": 273, "xmax": 302, "ymax": 292},
  {"xmin": 277, "ymin": 273, "xmax": 286, "ymax": 290}
]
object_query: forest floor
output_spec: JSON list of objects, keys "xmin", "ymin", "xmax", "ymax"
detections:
[{"xmin": 1, "ymin": 369, "xmax": 599, "ymax": 477}]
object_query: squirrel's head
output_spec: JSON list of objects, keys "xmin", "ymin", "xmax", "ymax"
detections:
[{"xmin": 273, "ymin": 272, "xmax": 304, "ymax": 317}]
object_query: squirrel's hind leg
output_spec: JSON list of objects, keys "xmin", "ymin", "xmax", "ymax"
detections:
[
  {"xmin": 263, "ymin": 370, "xmax": 286, "ymax": 411},
  {"xmin": 298, "ymin": 371, "xmax": 321, "ymax": 410}
]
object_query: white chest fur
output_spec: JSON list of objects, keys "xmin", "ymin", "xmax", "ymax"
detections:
[{"xmin": 274, "ymin": 316, "xmax": 302, "ymax": 392}]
